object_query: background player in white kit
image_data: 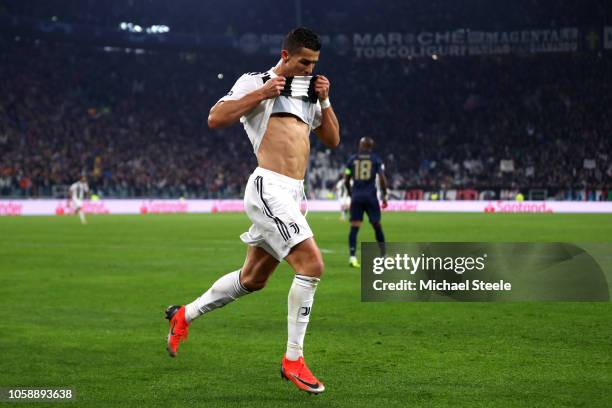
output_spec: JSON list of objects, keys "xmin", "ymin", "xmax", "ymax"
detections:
[
  {"xmin": 68, "ymin": 175, "xmax": 89, "ymax": 225},
  {"xmin": 335, "ymin": 175, "xmax": 350, "ymax": 221},
  {"xmin": 164, "ymin": 27, "xmax": 340, "ymax": 394}
]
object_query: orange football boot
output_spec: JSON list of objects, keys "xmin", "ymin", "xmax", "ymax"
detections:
[
  {"xmin": 165, "ymin": 305, "xmax": 190, "ymax": 357},
  {"xmin": 280, "ymin": 355, "xmax": 325, "ymax": 394}
]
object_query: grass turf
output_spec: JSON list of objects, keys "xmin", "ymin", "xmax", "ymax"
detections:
[{"xmin": 0, "ymin": 212, "xmax": 611, "ymax": 407}]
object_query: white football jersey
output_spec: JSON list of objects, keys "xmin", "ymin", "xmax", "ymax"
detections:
[
  {"xmin": 219, "ymin": 68, "xmax": 323, "ymax": 153},
  {"xmin": 69, "ymin": 181, "xmax": 89, "ymax": 200},
  {"xmin": 335, "ymin": 179, "xmax": 349, "ymax": 198}
]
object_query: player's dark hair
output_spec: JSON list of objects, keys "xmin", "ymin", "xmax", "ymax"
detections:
[{"xmin": 283, "ymin": 27, "xmax": 321, "ymax": 54}]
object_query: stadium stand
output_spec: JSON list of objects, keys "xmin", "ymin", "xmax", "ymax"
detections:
[{"xmin": 1, "ymin": 1, "xmax": 611, "ymax": 199}]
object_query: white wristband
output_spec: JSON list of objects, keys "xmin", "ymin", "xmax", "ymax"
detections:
[{"xmin": 320, "ymin": 98, "xmax": 331, "ymax": 109}]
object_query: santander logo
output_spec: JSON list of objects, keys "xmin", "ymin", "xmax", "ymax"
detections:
[
  {"xmin": 83, "ymin": 202, "xmax": 110, "ymax": 214},
  {"xmin": 485, "ymin": 201, "xmax": 554, "ymax": 213},
  {"xmin": 56, "ymin": 201, "xmax": 110, "ymax": 215},
  {"xmin": 211, "ymin": 201, "xmax": 245, "ymax": 213},
  {"xmin": 140, "ymin": 200, "xmax": 188, "ymax": 214},
  {"xmin": 386, "ymin": 201, "xmax": 418, "ymax": 212},
  {"xmin": 0, "ymin": 202, "xmax": 23, "ymax": 216}
]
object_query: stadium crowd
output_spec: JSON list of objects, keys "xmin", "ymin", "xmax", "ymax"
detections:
[{"xmin": 1, "ymin": 32, "xmax": 611, "ymax": 199}]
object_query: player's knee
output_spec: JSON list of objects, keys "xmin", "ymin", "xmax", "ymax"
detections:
[
  {"xmin": 372, "ymin": 221, "xmax": 381, "ymax": 228},
  {"xmin": 317, "ymin": 258, "xmax": 325, "ymax": 277},
  {"xmin": 308, "ymin": 257, "xmax": 325, "ymax": 279},
  {"xmin": 240, "ymin": 273, "xmax": 268, "ymax": 291},
  {"xmin": 239, "ymin": 267, "xmax": 269, "ymax": 292}
]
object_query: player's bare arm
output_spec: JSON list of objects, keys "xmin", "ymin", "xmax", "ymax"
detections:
[
  {"xmin": 207, "ymin": 76, "xmax": 286, "ymax": 128},
  {"xmin": 313, "ymin": 75, "xmax": 340, "ymax": 148},
  {"xmin": 344, "ymin": 173, "xmax": 352, "ymax": 197},
  {"xmin": 379, "ymin": 170, "xmax": 388, "ymax": 208}
]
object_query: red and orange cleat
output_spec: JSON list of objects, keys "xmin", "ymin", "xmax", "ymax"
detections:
[
  {"xmin": 280, "ymin": 355, "xmax": 325, "ymax": 394},
  {"xmin": 165, "ymin": 305, "xmax": 190, "ymax": 357}
]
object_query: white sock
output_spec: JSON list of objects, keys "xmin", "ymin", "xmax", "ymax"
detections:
[
  {"xmin": 286, "ymin": 274, "xmax": 319, "ymax": 361},
  {"xmin": 78, "ymin": 211, "xmax": 86, "ymax": 224},
  {"xmin": 184, "ymin": 270, "xmax": 250, "ymax": 323},
  {"xmin": 350, "ymin": 256, "xmax": 357, "ymax": 262}
]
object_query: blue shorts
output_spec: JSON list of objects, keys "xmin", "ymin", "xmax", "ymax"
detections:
[{"xmin": 350, "ymin": 195, "xmax": 381, "ymax": 223}]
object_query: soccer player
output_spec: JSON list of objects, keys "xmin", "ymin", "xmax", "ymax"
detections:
[
  {"xmin": 334, "ymin": 175, "xmax": 350, "ymax": 221},
  {"xmin": 68, "ymin": 175, "xmax": 89, "ymax": 225},
  {"xmin": 345, "ymin": 137, "xmax": 388, "ymax": 268},
  {"xmin": 165, "ymin": 27, "xmax": 339, "ymax": 394}
]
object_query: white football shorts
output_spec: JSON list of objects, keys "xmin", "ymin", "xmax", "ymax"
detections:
[
  {"xmin": 340, "ymin": 196, "xmax": 351, "ymax": 208},
  {"xmin": 240, "ymin": 167, "xmax": 313, "ymax": 261},
  {"xmin": 71, "ymin": 199, "xmax": 83, "ymax": 210}
]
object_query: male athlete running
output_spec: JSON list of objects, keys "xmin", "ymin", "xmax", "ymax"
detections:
[{"xmin": 165, "ymin": 27, "xmax": 339, "ymax": 394}]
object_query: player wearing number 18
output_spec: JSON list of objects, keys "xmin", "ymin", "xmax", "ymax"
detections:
[{"xmin": 344, "ymin": 136, "xmax": 388, "ymax": 267}]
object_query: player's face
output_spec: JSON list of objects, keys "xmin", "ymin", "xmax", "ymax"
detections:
[{"xmin": 282, "ymin": 47, "xmax": 320, "ymax": 76}]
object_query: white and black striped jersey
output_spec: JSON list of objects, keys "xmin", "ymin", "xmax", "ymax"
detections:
[
  {"xmin": 69, "ymin": 181, "xmax": 89, "ymax": 201},
  {"xmin": 218, "ymin": 68, "xmax": 323, "ymax": 153}
]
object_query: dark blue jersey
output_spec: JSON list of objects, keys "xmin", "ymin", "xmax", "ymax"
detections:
[{"xmin": 346, "ymin": 153, "xmax": 384, "ymax": 198}]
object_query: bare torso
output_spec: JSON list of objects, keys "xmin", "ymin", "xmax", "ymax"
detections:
[{"xmin": 256, "ymin": 114, "xmax": 310, "ymax": 180}]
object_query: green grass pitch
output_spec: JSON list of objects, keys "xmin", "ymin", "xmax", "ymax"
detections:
[{"xmin": 1, "ymin": 212, "xmax": 611, "ymax": 407}]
